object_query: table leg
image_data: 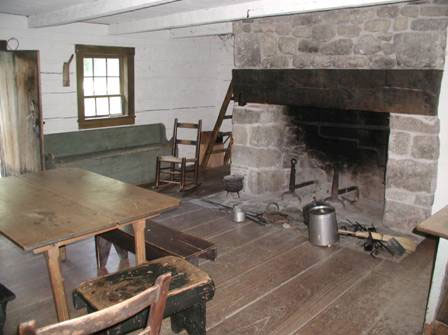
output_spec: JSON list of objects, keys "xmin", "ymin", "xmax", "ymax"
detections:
[
  {"xmin": 44, "ymin": 246, "xmax": 69, "ymax": 321},
  {"xmin": 132, "ymin": 220, "xmax": 146, "ymax": 265}
]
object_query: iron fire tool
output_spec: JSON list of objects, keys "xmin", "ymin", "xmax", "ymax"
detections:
[
  {"xmin": 281, "ymin": 158, "xmax": 317, "ymax": 202},
  {"xmin": 338, "ymin": 220, "xmax": 414, "ymax": 257}
]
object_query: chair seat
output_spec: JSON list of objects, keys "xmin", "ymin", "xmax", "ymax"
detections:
[{"xmin": 159, "ymin": 155, "xmax": 196, "ymax": 163}]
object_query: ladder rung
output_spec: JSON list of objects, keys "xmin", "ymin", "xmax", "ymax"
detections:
[
  {"xmin": 212, "ymin": 149, "xmax": 227, "ymax": 154},
  {"xmin": 223, "ymin": 115, "xmax": 233, "ymax": 119},
  {"xmin": 219, "ymin": 131, "xmax": 232, "ymax": 137}
]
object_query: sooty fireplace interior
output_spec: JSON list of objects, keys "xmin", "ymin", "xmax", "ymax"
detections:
[{"xmin": 231, "ymin": 69, "xmax": 442, "ymax": 234}]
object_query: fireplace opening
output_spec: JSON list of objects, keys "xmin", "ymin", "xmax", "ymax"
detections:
[{"xmin": 287, "ymin": 107, "xmax": 390, "ymax": 211}]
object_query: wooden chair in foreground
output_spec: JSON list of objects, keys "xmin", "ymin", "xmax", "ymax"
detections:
[
  {"xmin": 18, "ymin": 273, "xmax": 171, "ymax": 335},
  {"xmin": 155, "ymin": 118, "xmax": 202, "ymax": 191}
]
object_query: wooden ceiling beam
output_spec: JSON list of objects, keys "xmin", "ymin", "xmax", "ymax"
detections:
[
  {"xmin": 28, "ymin": 0, "xmax": 180, "ymax": 28},
  {"xmin": 109, "ymin": 0, "xmax": 410, "ymax": 35}
]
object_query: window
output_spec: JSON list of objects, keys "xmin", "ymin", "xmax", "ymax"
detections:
[{"xmin": 76, "ymin": 44, "xmax": 135, "ymax": 129}]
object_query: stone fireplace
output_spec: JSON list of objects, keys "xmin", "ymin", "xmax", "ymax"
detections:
[{"xmin": 230, "ymin": 1, "xmax": 447, "ymax": 234}]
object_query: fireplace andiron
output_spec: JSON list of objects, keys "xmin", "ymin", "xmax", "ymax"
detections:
[{"xmin": 281, "ymin": 158, "xmax": 317, "ymax": 202}]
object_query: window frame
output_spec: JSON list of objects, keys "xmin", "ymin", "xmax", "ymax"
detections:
[{"xmin": 76, "ymin": 44, "xmax": 135, "ymax": 129}]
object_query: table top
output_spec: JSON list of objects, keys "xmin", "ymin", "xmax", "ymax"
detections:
[
  {"xmin": 0, "ymin": 168, "xmax": 180, "ymax": 251},
  {"xmin": 417, "ymin": 205, "xmax": 448, "ymax": 239}
]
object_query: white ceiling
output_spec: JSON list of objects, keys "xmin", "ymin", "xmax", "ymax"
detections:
[
  {"xmin": 0, "ymin": 0, "xmax": 254, "ymax": 24},
  {"xmin": 0, "ymin": 0, "xmax": 410, "ymax": 34}
]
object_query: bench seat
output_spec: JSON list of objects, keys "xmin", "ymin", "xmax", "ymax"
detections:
[
  {"xmin": 97, "ymin": 221, "xmax": 217, "ymax": 267},
  {"xmin": 73, "ymin": 256, "xmax": 214, "ymax": 335}
]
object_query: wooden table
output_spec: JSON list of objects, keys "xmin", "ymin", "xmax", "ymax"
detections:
[
  {"xmin": 417, "ymin": 206, "xmax": 448, "ymax": 334},
  {"xmin": 0, "ymin": 168, "xmax": 179, "ymax": 322}
]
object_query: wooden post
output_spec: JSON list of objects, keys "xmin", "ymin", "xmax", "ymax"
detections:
[
  {"xmin": 44, "ymin": 246, "xmax": 70, "ymax": 321},
  {"xmin": 132, "ymin": 220, "xmax": 147, "ymax": 264}
]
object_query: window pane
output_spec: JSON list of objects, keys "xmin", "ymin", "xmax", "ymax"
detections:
[
  {"xmin": 108, "ymin": 77, "xmax": 120, "ymax": 95},
  {"xmin": 84, "ymin": 58, "xmax": 93, "ymax": 77},
  {"xmin": 94, "ymin": 58, "xmax": 106, "ymax": 76},
  {"xmin": 96, "ymin": 97, "xmax": 109, "ymax": 116},
  {"xmin": 84, "ymin": 98, "xmax": 96, "ymax": 117},
  {"xmin": 107, "ymin": 58, "xmax": 120, "ymax": 77},
  {"xmin": 83, "ymin": 77, "xmax": 94, "ymax": 96},
  {"xmin": 110, "ymin": 96, "xmax": 122, "ymax": 115},
  {"xmin": 94, "ymin": 77, "xmax": 107, "ymax": 95}
]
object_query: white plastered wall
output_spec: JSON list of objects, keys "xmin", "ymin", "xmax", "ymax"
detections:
[{"xmin": 0, "ymin": 13, "xmax": 234, "ymax": 142}]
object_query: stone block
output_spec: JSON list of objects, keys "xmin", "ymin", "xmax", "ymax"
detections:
[
  {"xmin": 249, "ymin": 125, "xmax": 283, "ymax": 148},
  {"xmin": 370, "ymin": 55, "xmax": 396, "ymax": 68},
  {"xmin": 261, "ymin": 55, "xmax": 291, "ymax": 69},
  {"xmin": 337, "ymin": 24, "xmax": 361, "ymax": 38},
  {"xmin": 247, "ymin": 169, "xmax": 288, "ymax": 194},
  {"xmin": 365, "ymin": 19, "xmax": 392, "ymax": 33},
  {"xmin": 411, "ymin": 18, "xmax": 448, "ymax": 31},
  {"xmin": 275, "ymin": 23, "xmax": 291, "ymax": 36},
  {"xmin": 420, "ymin": 6, "xmax": 448, "ymax": 17},
  {"xmin": 386, "ymin": 158, "xmax": 437, "ymax": 193},
  {"xmin": 292, "ymin": 13, "xmax": 321, "ymax": 26},
  {"xmin": 292, "ymin": 55, "xmax": 313, "ymax": 68},
  {"xmin": 311, "ymin": 24, "xmax": 336, "ymax": 42},
  {"xmin": 388, "ymin": 131, "xmax": 411, "ymax": 156},
  {"xmin": 232, "ymin": 145, "xmax": 282, "ymax": 169},
  {"xmin": 376, "ymin": 34, "xmax": 393, "ymax": 42},
  {"xmin": 278, "ymin": 37, "xmax": 297, "ymax": 55},
  {"xmin": 298, "ymin": 40, "xmax": 319, "ymax": 53},
  {"xmin": 232, "ymin": 125, "xmax": 249, "ymax": 146},
  {"xmin": 377, "ymin": 5, "xmax": 399, "ymax": 18},
  {"xmin": 383, "ymin": 200, "xmax": 431, "ymax": 233},
  {"xmin": 241, "ymin": 23, "xmax": 251, "ymax": 33},
  {"xmin": 385, "ymin": 188, "xmax": 415, "ymax": 204},
  {"xmin": 393, "ymin": 16, "xmax": 409, "ymax": 31},
  {"xmin": 320, "ymin": 39, "xmax": 353, "ymax": 55},
  {"xmin": 400, "ymin": 6, "xmax": 419, "ymax": 18},
  {"xmin": 332, "ymin": 55, "xmax": 369, "ymax": 68},
  {"xmin": 233, "ymin": 105, "xmax": 261, "ymax": 124},
  {"xmin": 311, "ymin": 55, "xmax": 334, "ymax": 68},
  {"xmin": 381, "ymin": 42, "xmax": 394, "ymax": 56},
  {"xmin": 394, "ymin": 32, "xmax": 445, "ymax": 68},
  {"xmin": 292, "ymin": 26, "xmax": 312, "ymax": 38},
  {"xmin": 347, "ymin": 8, "xmax": 377, "ymax": 25},
  {"xmin": 235, "ymin": 33, "xmax": 261, "ymax": 67},
  {"xmin": 390, "ymin": 114, "xmax": 440, "ymax": 134},
  {"xmin": 415, "ymin": 193, "xmax": 435, "ymax": 207},
  {"xmin": 411, "ymin": 135, "xmax": 439, "ymax": 160},
  {"xmin": 354, "ymin": 35, "xmax": 382, "ymax": 55},
  {"xmin": 260, "ymin": 33, "xmax": 277, "ymax": 57}
]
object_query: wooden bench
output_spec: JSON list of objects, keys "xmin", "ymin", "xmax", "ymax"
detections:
[
  {"xmin": 0, "ymin": 283, "xmax": 15, "ymax": 335},
  {"xmin": 96, "ymin": 221, "xmax": 217, "ymax": 268},
  {"xmin": 73, "ymin": 256, "xmax": 215, "ymax": 335}
]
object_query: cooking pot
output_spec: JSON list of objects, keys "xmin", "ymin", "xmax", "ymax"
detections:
[{"xmin": 308, "ymin": 204, "xmax": 339, "ymax": 247}]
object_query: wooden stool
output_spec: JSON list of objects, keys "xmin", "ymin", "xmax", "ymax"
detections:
[
  {"xmin": 73, "ymin": 256, "xmax": 214, "ymax": 335},
  {"xmin": 0, "ymin": 283, "xmax": 15, "ymax": 335}
]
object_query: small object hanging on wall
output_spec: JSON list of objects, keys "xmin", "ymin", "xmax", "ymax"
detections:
[{"xmin": 62, "ymin": 54, "xmax": 74, "ymax": 87}]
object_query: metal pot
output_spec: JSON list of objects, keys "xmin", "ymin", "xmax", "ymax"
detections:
[{"xmin": 308, "ymin": 204, "xmax": 339, "ymax": 247}]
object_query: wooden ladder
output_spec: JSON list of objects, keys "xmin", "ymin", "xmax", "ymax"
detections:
[{"xmin": 201, "ymin": 81, "xmax": 234, "ymax": 169}]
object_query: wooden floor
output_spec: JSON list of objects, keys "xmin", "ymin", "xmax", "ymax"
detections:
[{"xmin": 1, "ymin": 200, "xmax": 435, "ymax": 335}]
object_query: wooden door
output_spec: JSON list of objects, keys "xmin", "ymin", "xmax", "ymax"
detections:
[{"xmin": 0, "ymin": 51, "xmax": 43, "ymax": 176}]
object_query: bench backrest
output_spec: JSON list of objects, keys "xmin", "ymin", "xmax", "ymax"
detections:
[{"xmin": 45, "ymin": 124, "xmax": 168, "ymax": 159}]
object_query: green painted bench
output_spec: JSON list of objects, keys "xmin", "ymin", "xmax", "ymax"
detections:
[
  {"xmin": 73, "ymin": 256, "xmax": 215, "ymax": 335},
  {"xmin": 44, "ymin": 123, "xmax": 171, "ymax": 185}
]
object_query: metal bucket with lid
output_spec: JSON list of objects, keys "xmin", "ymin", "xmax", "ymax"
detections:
[{"xmin": 308, "ymin": 204, "xmax": 339, "ymax": 247}]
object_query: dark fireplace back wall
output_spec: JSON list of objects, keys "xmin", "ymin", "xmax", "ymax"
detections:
[{"xmin": 288, "ymin": 107, "xmax": 390, "ymax": 203}]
